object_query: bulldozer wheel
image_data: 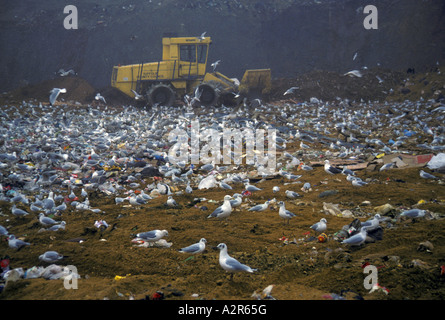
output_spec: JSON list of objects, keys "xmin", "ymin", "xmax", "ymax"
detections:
[
  {"xmin": 147, "ymin": 83, "xmax": 175, "ymax": 107},
  {"xmin": 196, "ymin": 82, "xmax": 219, "ymax": 107}
]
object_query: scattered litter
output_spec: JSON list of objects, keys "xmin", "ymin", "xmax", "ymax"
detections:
[{"xmin": 132, "ymin": 239, "xmax": 173, "ymax": 248}]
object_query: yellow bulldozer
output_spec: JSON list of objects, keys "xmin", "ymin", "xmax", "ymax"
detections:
[{"xmin": 111, "ymin": 35, "xmax": 271, "ymax": 107}]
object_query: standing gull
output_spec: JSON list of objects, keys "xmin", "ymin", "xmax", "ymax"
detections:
[
  {"xmin": 39, "ymin": 213, "xmax": 59, "ymax": 227},
  {"xmin": 229, "ymin": 194, "xmax": 242, "ymax": 208},
  {"xmin": 208, "ymin": 195, "xmax": 233, "ymax": 219},
  {"xmin": 419, "ymin": 170, "xmax": 437, "ymax": 179},
  {"xmin": 361, "ymin": 214, "xmax": 381, "ymax": 231},
  {"xmin": 324, "ymin": 160, "xmax": 342, "ymax": 175},
  {"xmin": 248, "ymin": 200, "xmax": 270, "ymax": 212},
  {"xmin": 135, "ymin": 229, "xmax": 169, "ymax": 242},
  {"xmin": 278, "ymin": 201, "xmax": 296, "ymax": 224},
  {"xmin": 166, "ymin": 195, "xmax": 178, "ymax": 207},
  {"xmin": 0, "ymin": 225, "xmax": 9, "ymax": 236},
  {"xmin": 11, "ymin": 205, "xmax": 29, "ymax": 217},
  {"xmin": 7, "ymin": 234, "xmax": 30, "ymax": 250},
  {"xmin": 285, "ymin": 190, "xmax": 300, "ymax": 199},
  {"xmin": 310, "ymin": 218, "xmax": 327, "ymax": 234},
  {"xmin": 341, "ymin": 227, "xmax": 368, "ymax": 246},
  {"xmin": 178, "ymin": 238, "xmax": 207, "ymax": 254},
  {"xmin": 244, "ymin": 182, "xmax": 262, "ymax": 192},
  {"xmin": 217, "ymin": 243, "xmax": 257, "ymax": 280}
]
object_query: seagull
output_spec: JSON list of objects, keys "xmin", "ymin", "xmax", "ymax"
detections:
[
  {"xmin": 208, "ymin": 195, "xmax": 233, "ymax": 219},
  {"xmin": 219, "ymin": 181, "xmax": 232, "ymax": 190},
  {"xmin": 131, "ymin": 89, "xmax": 144, "ymax": 100},
  {"xmin": 129, "ymin": 194, "xmax": 146, "ymax": 205},
  {"xmin": 272, "ymin": 186, "xmax": 280, "ymax": 193},
  {"xmin": 300, "ymin": 164, "xmax": 313, "ymax": 171},
  {"xmin": 43, "ymin": 191, "xmax": 55, "ymax": 210},
  {"xmin": 361, "ymin": 214, "xmax": 381, "ymax": 231},
  {"xmin": 39, "ymin": 251, "xmax": 64, "ymax": 263},
  {"xmin": 341, "ymin": 166, "xmax": 355, "ymax": 176},
  {"xmin": 48, "ymin": 221, "xmax": 66, "ymax": 231},
  {"xmin": 285, "ymin": 190, "xmax": 300, "ymax": 199},
  {"xmin": 310, "ymin": 218, "xmax": 327, "ymax": 234},
  {"xmin": 324, "ymin": 160, "xmax": 342, "ymax": 175},
  {"xmin": 115, "ymin": 197, "xmax": 127, "ymax": 204},
  {"xmin": 248, "ymin": 201, "xmax": 270, "ymax": 212},
  {"xmin": 252, "ymin": 284, "xmax": 276, "ymax": 300},
  {"xmin": 400, "ymin": 209, "xmax": 426, "ymax": 219},
  {"xmin": 278, "ymin": 201, "xmax": 296, "ymax": 224},
  {"xmin": 49, "ymin": 88, "xmax": 66, "ymax": 105},
  {"xmin": 166, "ymin": 195, "xmax": 178, "ymax": 207},
  {"xmin": 301, "ymin": 182, "xmax": 312, "ymax": 192},
  {"xmin": 379, "ymin": 162, "xmax": 395, "ymax": 171},
  {"xmin": 11, "ymin": 204, "xmax": 29, "ymax": 217},
  {"xmin": 178, "ymin": 238, "xmax": 207, "ymax": 254},
  {"xmin": 229, "ymin": 194, "xmax": 242, "ymax": 208},
  {"xmin": 344, "ymin": 70, "xmax": 363, "ymax": 78},
  {"xmin": 135, "ymin": 229, "xmax": 169, "ymax": 242},
  {"xmin": 283, "ymin": 87, "xmax": 299, "ymax": 96},
  {"xmin": 351, "ymin": 177, "xmax": 368, "ymax": 187},
  {"xmin": 95, "ymin": 93, "xmax": 106, "ymax": 104},
  {"xmin": 0, "ymin": 224, "xmax": 8, "ymax": 236},
  {"xmin": 7, "ymin": 234, "xmax": 30, "ymax": 250},
  {"xmin": 300, "ymin": 141, "xmax": 310, "ymax": 149},
  {"xmin": 58, "ymin": 69, "xmax": 76, "ymax": 77},
  {"xmin": 39, "ymin": 213, "xmax": 59, "ymax": 227},
  {"xmin": 197, "ymin": 31, "xmax": 206, "ymax": 41},
  {"xmin": 341, "ymin": 227, "xmax": 368, "ymax": 246},
  {"xmin": 211, "ymin": 60, "xmax": 221, "ymax": 72},
  {"xmin": 419, "ymin": 170, "xmax": 437, "ymax": 179},
  {"xmin": 217, "ymin": 243, "xmax": 257, "ymax": 280},
  {"xmin": 244, "ymin": 182, "xmax": 262, "ymax": 192}
]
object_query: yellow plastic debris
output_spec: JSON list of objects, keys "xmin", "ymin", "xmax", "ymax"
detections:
[
  {"xmin": 375, "ymin": 153, "xmax": 385, "ymax": 159},
  {"xmin": 114, "ymin": 274, "xmax": 131, "ymax": 281}
]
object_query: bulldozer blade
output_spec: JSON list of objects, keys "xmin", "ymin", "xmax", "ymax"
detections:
[{"xmin": 239, "ymin": 69, "xmax": 271, "ymax": 99}]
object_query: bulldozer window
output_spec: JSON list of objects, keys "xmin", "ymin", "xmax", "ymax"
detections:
[
  {"xmin": 197, "ymin": 44, "xmax": 207, "ymax": 64},
  {"xmin": 180, "ymin": 44, "xmax": 196, "ymax": 62}
]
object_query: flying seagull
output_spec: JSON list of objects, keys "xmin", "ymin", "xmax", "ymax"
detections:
[
  {"xmin": 197, "ymin": 32, "xmax": 206, "ymax": 41},
  {"xmin": 131, "ymin": 89, "xmax": 144, "ymax": 100},
  {"xmin": 211, "ymin": 60, "xmax": 221, "ymax": 72},
  {"xmin": 49, "ymin": 88, "xmax": 67, "ymax": 106},
  {"xmin": 95, "ymin": 93, "xmax": 106, "ymax": 104},
  {"xmin": 283, "ymin": 87, "xmax": 299, "ymax": 96}
]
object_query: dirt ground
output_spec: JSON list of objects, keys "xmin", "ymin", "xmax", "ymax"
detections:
[{"xmin": 0, "ymin": 68, "xmax": 445, "ymax": 301}]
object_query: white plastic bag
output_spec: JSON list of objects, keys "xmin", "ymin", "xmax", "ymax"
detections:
[{"xmin": 427, "ymin": 153, "xmax": 445, "ymax": 170}]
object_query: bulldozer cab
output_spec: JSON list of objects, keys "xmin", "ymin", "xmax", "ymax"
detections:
[{"xmin": 163, "ymin": 37, "xmax": 210, "ymax": 79}]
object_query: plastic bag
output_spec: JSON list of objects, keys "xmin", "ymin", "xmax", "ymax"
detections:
[
  {"xmin": 427, "ymin": 153, "xmax": 445, "ymax": 170},
  {"xmin": 25, "ymin": 266, "xmax": 45, "ymax": 279}
]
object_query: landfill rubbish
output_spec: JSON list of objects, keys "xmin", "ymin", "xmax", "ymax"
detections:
[{"xmin": 0, "ymin": 68, "xmax": 444, "ymax": 300}]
